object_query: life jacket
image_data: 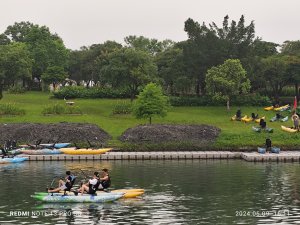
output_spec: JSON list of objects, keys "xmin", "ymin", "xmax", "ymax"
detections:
[
  {"xmin": 65, "ymin": 175, "xmax": 76, "ymax": 190},
  {"xmin": 101, "ymin": 175, "xmax": 111, "ymax": 189}
]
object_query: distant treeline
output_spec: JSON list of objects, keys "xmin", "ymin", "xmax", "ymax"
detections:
[{"xmin": 1, "ymin": 16, "xmax": 300, "ymax": 103}]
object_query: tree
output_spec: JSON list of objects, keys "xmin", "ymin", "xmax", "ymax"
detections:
[
  {"xmin": 281, "ymin": 40, "xmax": 300, "ymax": 55},
  {"xmin": 205, "ymin": 59, "xmax": 251, "ymax": 110},
  {"xmin": 133, "ymin": 83, "xmax": 170, "ymax": 124},
  {"xmin": 124, "ymin": 35, "xmax": 174, "ymax": 55},
  {"xmin": 41, "ymin": 66, "xmax": 68, "ymax": 91},
  {"xmin": 100, "ymin": 48, "xmax": 157, "ymax": 101},
  {"xmin": 260, "ymin": 56, "xmax": 287, "ymax": 100},
  {"xmin": 0, "ymin": 42, "xmax": 32, "ymax": 99}
]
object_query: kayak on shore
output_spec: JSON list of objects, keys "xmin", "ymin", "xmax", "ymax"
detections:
[
  {"xmin": 0, "ymin": 157, "xmax": 28, "ymax": 164},
  {"xmin": 20, "ymin": 148, "xmax": 62, "ymax": 155},
  {"xmin": 60, "ymin": 148, "xmax": 112, "ymax": 155}
]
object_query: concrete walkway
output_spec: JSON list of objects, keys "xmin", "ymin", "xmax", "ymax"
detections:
[{"xmin": 18, "ymin": 151, "xmax": 300, "ymax": 162}]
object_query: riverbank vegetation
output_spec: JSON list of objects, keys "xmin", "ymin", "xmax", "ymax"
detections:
[{"xmin": 1, "ymin": 92, "xmax": 300, "ymax": 150}]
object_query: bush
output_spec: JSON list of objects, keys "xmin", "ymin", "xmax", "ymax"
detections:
[
  {"xmin": 112, "ymin": 101, "xmax": 132, "ymax": 114},
  {"xmin": 0, "ymin": 104, "xmax": 25, "ymax": 115},
  {"xmin": 42, "ymin": 104, "xmax": 82, "ymax": 115},
  {"xmin": 53, "ymin": 86, "xmax": 132, "ymax": 99},
  {"xmin": 7, "ymin": 85, "xmax": 26, "ymax": 94},
  {"xmin": 170, "ymin": 94, "xmax": 271, "ymax": 107}
]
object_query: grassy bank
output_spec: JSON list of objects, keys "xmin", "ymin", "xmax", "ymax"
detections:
[{"xmin": 1, "ymin": 91, "xmax": 299, "ymax": 149}]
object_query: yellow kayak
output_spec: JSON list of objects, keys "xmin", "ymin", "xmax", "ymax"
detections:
[
  {"xmin": 274, "ymin": 104, "xmax": 289, "ymax": 111},
  {"xmin": 264, "ymin": 106, "xmax": 274, "ymax": 111},
  {"xmin": 231, "ymin": 115, "xmax": 237, "ymax": 121},
  {"xmin": 60, "ymin": 148, "xmax": 112, "ymax": 155},
  {"xmin": 281, "ymin": 125, "xmax": 298, "ymax": 133},
  {"xmin": 255, "ymin": 116, "xmax": 265, "ymax": 123}
]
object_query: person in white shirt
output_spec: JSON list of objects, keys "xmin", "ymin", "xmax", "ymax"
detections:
[{"xmin": 78, "ymin": 172, "xmax": 100, "ymax": 195}]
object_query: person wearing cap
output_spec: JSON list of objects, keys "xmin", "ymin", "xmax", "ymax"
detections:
[
  {"xmin": 48, "ymin": 171, "xmax": 75, "ymax": 193},
  {"xmin": 78, "ymin": 172, "xmax": 100, "ymax": 195}
]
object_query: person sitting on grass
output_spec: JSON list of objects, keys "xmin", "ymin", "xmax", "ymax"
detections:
[
  {"xmin": 78, "ymin": 172, "xmax": 100, "ymax": 195},
  {"xmin": 236, "ymin": 109, "xmax": 242, "ymax": 120},
  {"xmin": 48, "ymin": 171, "xmax": 75, "ymax": 193},
  {"xmin": 276, "ymin": 113, "xmax": 283, "ymax": 120},
  {"xmin": 251, "ymin": 113, "xmax": 258, "ymax": 120},
  {"xmin": 259, "ymin": 119, "xmax": 266, "ymax": 129}
]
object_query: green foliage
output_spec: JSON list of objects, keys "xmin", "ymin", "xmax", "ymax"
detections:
[
  {"xmin": 133, "ymin": 83, "xmax": 170, "ymax": 123},
  {"xmin": 100, "ymin": 48, "xmax": 158, "ymax": 100},
  {"xmin": 112, "ymin": 101, "xmax": 132, "ymax": 114},
  {"xmin": 170, "ymin": 94, "xmax": 271, "ymax": 107},
  {"xmin": 41, "ymin": 66, "xmax": 68, "ymax": 85},
  {"xmin": 7, "ymin": 85, "xmax": 26, "ymax": 94},
  {"xmin": 53, "ymin": 86, "xmax": 131, "ymax": 99},
  {"xmin": 205, "ymin": 59, "xmax": 251, "ymax": 109},
  {"xmin": 42, "ymin": 103, "xmax": 82, "ymax": 115},
  {"xmin": 0, "ymin": 103, "xmax": 25, "ymax": 115}
]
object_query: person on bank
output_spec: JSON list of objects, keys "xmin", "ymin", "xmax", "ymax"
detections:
[
  {"xmin": 78, "ymin": 172, "xmax": 100, "ymax": 195},
  {"xmin": 292, "ymin": 113, "xmax": 299, "ymax": 130},
  {"xmin": 265, "ymin": 138, "xmax": 272, "ymax": 153},
  {"xmin": 98, "ymin": 168, "xmax": 111, "ymax": 190},
  {"xmin": 48, "ymin": 171, "xmax": 76, "ymax": 193},
  {"xmin": 236, "ymin": 109, "xmax": 242, "ymax": 120}
]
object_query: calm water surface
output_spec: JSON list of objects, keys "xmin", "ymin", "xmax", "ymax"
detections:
[{"xmin": 0, "ymin": 160, "xmax": 300, "ymax": 224}]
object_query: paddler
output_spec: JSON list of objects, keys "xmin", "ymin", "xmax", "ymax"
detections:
[
  {"xmin": 99, "ymin": 168, "xmax": 111, "ymax": 190},
  {"xmin": 78, "ymin": 172, "xmax": 100, "ymax": 195},
  {"xmin": 48, "ymin": 171, "xmax": 75, "ymax": 193}
]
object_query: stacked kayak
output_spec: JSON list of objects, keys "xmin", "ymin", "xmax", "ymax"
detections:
[
  {"xmin": 258, "ymin": 147, "xmax": 266, "ymax": 154},
  {"xmin": 241, "ymin": 115, "xmax": 252, "ymax": 123},
  {"xmin": 21, "ymin": 148, "xmax": 62, "ymax": 155},
  {"xmin": 60, "ymin": 148, "xmax": 112, "ymax": 155},
  {"xmin": 280, "ymin": 116, "xmax": 288, "ymax": 122},
  {"xmin": 32, "ymin": 192, "xmax": 124, "ymax": 203},
  {"xmin": 40, "ymin": 143, "xmax": 71, "ymax": 149},
  {"xmin": 0, "ymin": 157, "xmax": 28, "ymax": 164},
  {"xmin": 281, "ymin": 125, "xmax": 298, "ymax": 133},
  {"xmin": 35, "ymin": 188, "xmax": 145, "ymax": 199}
]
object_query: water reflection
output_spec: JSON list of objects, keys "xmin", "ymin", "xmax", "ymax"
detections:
[{"xmin": 0, "ymin": 160, "xmax": 300, "ymax": 224}]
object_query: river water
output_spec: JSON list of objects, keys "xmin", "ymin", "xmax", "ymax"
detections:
[{"xmin": 0, "ymin": 160, "xmax": 300, "ymax": 224}]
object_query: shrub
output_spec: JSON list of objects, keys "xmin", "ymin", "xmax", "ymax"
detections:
[
  {"xmin": 0, "ymin": 104, "xmax": 25, "ymax": 115},
  {"xmin": 112, "ymin": 101, "xmax": 132, "ymax": 114},
  {"xmin": 53, "ymin": 86, "xmax": 132, "ymax": 99},
  {"xmin": 7, "ymin": 85, "xmax": 26, "ymax": 94},
  {"xmin": 170, "ymin": 94, "xmax": 271, "ymax": 107},
  {"xmin": 42, "ymin": 104, "xmax": 82, "ymax": 115}
]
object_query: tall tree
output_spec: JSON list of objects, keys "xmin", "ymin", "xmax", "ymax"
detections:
[
  {"xmin": 0, "ymin": 42, "xmax": 32, "ymax": 99},
  {"xmin": 205, "ymin": 59, "xmax": 250, "ymax": 110},
  {"xmin": 41, "ymin": 66, "xmax": 68, "ymax": 91},
  {"xmin": 133, "ymin": 83, "xmax": 170, "ymax": 124},
  {"xmin": 100, "ymin": 48, "xmax": 157, "ymax": 101},
  {"xmin": 260, "ymin": 56, "xmax": 287, "ymax": 100}
]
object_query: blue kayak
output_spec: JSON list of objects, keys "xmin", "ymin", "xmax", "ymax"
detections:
[
  {"xmin": 257, "ymin": 147, "xmax": 266, "ymax": 154},
  {"xmin": 32, "ymin": 193, "xmax": 124, "ymax": 203},
  {"xmin": 0, "ymin": 157, "xmax": 28, "ymax": 164},
  {"xmin": 40, "ymin": 143, "xmax": 71, "ymax": 149}
]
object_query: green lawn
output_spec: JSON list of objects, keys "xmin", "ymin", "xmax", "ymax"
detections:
[{"xmin": 1, "ymin": 91, "xmax": 299, "ymax": 149}]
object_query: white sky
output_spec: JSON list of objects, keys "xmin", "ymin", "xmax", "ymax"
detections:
[{"xmin": 0, "ymin": 0, "xmax": 299, "ymax": 50}]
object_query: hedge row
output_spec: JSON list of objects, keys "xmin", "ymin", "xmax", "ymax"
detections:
[
  {"xmin": 53, "ymin": 86, "xmax": 132, "ymax": 99},
  {"xmin": 170, "ymin": 94, "xmax": 271, "ymax": 107}
]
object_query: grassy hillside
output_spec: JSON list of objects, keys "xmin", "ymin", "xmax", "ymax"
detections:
[{"xmin": 1, "ymin": 91, "xmax": 299, "ymax": 149}]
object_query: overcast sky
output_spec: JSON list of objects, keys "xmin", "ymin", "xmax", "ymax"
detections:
[{"xmin": 1, "ymin": 0, "xmax": 300, "ymax": 50}]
